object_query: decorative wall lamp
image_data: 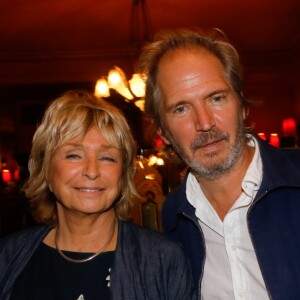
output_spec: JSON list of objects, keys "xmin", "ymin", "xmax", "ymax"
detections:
[
  {"xmin": 282, "ymin": 117, "xmax": 297, "ymax": 137},
  {"xmin": 257, "ymin": 132, "xmax": 267, "ymax": 141},
  {"xmin": 2, "ymin": 169, "xmax": 12, "ymax": 183},
  {"xmin": 269, "ymin": 133, "xmax": 280, "ymax": 148},
  {"xmin": 281, "ymin": 117, "xmax": 297, "ymax": 147}
]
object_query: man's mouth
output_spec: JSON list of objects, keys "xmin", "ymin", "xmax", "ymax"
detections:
[
  {"xmin": 191, "ymin": 130, "xmax": 229, "ymax": 151},
  {"xmin": 198, "ymin": 138, "xmax": 224, "ymax": 148}
]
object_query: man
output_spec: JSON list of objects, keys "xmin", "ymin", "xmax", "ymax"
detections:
[{"xmin": 138, "ymin": 28, "xmax": 300, "ymax": 299}]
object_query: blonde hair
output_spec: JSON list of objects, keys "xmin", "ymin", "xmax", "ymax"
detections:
[{"xmin": 23, "ymin": 90, "xmax": 137, "ymax": 225}]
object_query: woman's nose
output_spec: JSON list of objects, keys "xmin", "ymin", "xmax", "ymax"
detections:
[{"xmin": 82, "ymin": 159, "xmax": 100, "ymax": 180}]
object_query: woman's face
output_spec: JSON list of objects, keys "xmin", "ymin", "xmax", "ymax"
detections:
[{"xmin": 47, "ymin": 127, "xmax": 123, "ymax": 217}]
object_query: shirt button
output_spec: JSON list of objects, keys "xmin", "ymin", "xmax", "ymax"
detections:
[
  {"xmin": 239, "ymin": 292, "xmax": 245, "ymax": 298},
  {"xmin": 231, "ymin": 245, "xmax": 236, "ymax": 251}
]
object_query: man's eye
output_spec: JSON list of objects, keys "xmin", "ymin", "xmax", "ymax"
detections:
[
  {"xmin": 212, "ymin": 95, "xmax": 224, "ymax": 102},
  {"xmin": 174, "ymin": 105, "xmax": 186, "ymax": 113}
]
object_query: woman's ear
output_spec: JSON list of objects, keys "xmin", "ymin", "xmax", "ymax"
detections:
[
  {"xmin": 48, "ymin": 181, "xmax": 53, "ymax": 192},
  {"xmin": 46, "ymin": 172, "xmax": 53, "ymax": 192}
]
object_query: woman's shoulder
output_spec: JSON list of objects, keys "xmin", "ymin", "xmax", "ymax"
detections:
[
  {"xmin": 0, "ymin": 225, "xmax": 49, "ymax": 253},
  {"xmin": 114, "ymin": 221, "xmax": 197, "ymax": 299}
]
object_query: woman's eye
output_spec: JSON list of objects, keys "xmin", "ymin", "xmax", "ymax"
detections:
[
  {"xmin": 100, "ymin": 156, "xmax": 116, "ymax": 162},
  {"xmin": 65, "ymin": 153, "xmax": 81, "ymax": 159}
]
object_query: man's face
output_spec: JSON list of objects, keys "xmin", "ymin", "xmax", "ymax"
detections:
[{"xmin": 157, "ymin": 49, "xmax": 246, "ymax": 180}]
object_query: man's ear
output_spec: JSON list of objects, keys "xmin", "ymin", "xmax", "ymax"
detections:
[
  {"xmin": 157, "ymin": 127, "xmax": 171, "ymax": 145},
  {"xmin": 242, "ymin": 106, "xmax": 249, "ymax": 121},
  {"xmin": 242, "ymin": 108, "xmax": 246, "ymax": 120},
  {"xmin": 240, "ymin": 92, "xmax": 248, "ymax": 120}
]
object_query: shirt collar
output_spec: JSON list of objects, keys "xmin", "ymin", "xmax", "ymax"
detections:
[{"xmin": 242, "ymin": 136, "xmax": 263, "ymax": 197}]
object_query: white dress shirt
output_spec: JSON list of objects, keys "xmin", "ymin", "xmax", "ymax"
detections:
[{"xmin": 186, "ymin": 137, "xmax": 270, "ymax": 299}]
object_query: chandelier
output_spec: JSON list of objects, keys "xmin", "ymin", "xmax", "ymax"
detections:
[
  {"xmin": 94, "ymin": 66, "xmax": 146, "ymax": 111},
  {"xmin": 94, "ymin": 0, "xmax": 152, "ymax": 112}
]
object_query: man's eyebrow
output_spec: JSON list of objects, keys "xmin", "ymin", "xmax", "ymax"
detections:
[{"xmin": 204, "ymin": 89, "xmax": 228, "ymax": 100}]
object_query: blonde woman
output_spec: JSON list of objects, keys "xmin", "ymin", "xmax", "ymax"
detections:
[{"xmin": 0, "ymin": 90, "xmax": 196, "ymax": 300}]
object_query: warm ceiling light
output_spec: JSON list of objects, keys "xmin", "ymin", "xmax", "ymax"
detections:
[
  {"xmin": 134, "ymin": 99, "xmax": 145, "ymax": 111},
  {"xmin": 107, "ymin": 67, "xmax": 134, "ymax": 100},
  {"xmin": 129, "ymin": 73, "xmax": 146, "ymax": 98},
  {"xmin": 95, "ymin": 77, "xmax": 110, "ymax": 98},
  {"xmin": 107, "ymin": 67, "xmax": 124, "ymax": 89},
  {"xmin": 94, "ymin": 66, "xmax": 146, "ymax": 111},
  {"xmin": 94, "ymin": 0, "xmax": 151, "ymax": 111}
]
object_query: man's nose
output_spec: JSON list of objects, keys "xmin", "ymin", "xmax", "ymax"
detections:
[{"xmin": 194, "ymin": 105, "xmax": 216, "ymax": 132}]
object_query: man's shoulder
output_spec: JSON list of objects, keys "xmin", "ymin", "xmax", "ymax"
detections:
[
  {"xmin": 165, "ymin": 179, "xmax": 187, "ymax": 201},
  {"xmin": 282, "ymin": 148, "xmax": 300, "ymax": 160},
  {"xmin": 164, "ymin": 178, "xmax": 188, "ymax": 214},
  {"xmin": 258, "ymin": 137, "xmax": 300, "ymax": 167}
]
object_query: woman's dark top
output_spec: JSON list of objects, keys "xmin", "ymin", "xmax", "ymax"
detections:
[
  {"xmin": 0, "ymin": 221, "xmax": 197, "ymax": 299},
  {"xmin": 10, "ymin": 243, "xmax": 114, "ymax": 300}
]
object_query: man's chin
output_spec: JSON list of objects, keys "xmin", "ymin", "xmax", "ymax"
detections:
[{"xmin": 189, "ymin": 155, "xmax": 233, "ymax": 180}]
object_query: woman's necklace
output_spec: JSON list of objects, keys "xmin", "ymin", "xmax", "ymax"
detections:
[{"xmin": 55, "ymin": 218, "xmax": 117, "ymax": 263}]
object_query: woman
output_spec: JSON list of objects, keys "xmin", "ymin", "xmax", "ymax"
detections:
[{"xmin": 0, "ymin": 90, "xmax": 196, "ymax": 299}]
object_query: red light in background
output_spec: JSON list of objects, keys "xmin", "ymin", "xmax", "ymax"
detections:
[
  {"xmin": 2, "ymin": 169, "xmax": 12, "ymax": 183},
  {"xmin": 269, "ymin": 133, "xmax": 280, "ymax": 148},
  {"xmin": 282, "ymin": 118, "xmax": 297, "ymax": 137},
  {"xmin": 155, "ymin": 137, "xmax": 164, "ymax": 148},
  {"xmin": 13, "ymin": 169, "xmax": 20, "ymax": 181},
  {"xmin": 257, "ymin": 133, "xmax": 266, "ymax": 141}
]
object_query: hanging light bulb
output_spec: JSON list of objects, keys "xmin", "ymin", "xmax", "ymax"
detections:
[
  {"xmin": 107, "ymin": 67, "xmax": 123, "ymax": 89},
  {"xmin": 94, "ymin": 0, "xmax": 151, "ymax": 111},
  {"xmin": 129, "ymin": 73, "xmax": 146, "ymax": 98},
  {"xmin": 107, "ymin": 67, "xmax": 134, "ymax": 100},
  {"xmin": 94, "ymin": 77, "xmax": 110, "ymax": 98},
  {"xmin": 134, "ymin": 99, "xmax": 145, "ymax": 111},
  {"xmin": 94, "ymin": 67, "xmax": 146, "ymax": 111}
]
